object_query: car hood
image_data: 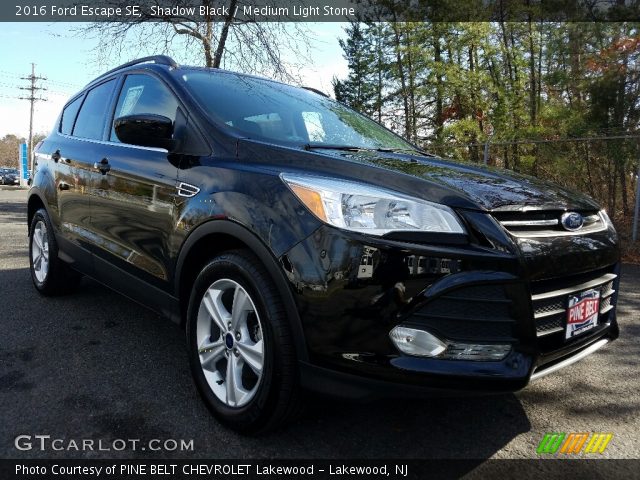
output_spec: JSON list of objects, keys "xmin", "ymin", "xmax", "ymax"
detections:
[{"xmin": 330, "ymin": 150, "xmax": 601, "ymax": 212}]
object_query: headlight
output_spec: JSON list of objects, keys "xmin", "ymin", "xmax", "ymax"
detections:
[{"xmin": 281, "ymin": 173, "xmax": 465, "ymax": 235}]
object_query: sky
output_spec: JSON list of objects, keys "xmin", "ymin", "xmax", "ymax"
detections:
[{"xmin": 0, "ymin": 22, "xmax": 348, "ymax": 139}]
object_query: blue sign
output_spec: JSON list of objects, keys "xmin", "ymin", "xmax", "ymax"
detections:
[{"xmin": 19, "ymin": 143, "xmax": 28, "ymax": 181}]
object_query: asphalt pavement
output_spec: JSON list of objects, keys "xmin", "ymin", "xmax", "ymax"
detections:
[{"xmin": 0, "ymin": 187, "xmax": 638, "ymax": 460}]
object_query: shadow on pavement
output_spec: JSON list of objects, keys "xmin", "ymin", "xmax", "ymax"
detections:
[
  {"xmin": 0, "ymin": 201, "xmax": 28, "ymax": 225},
  {"xmin": 0, "ymin": 264, "xmax": 530, "ymax": 464}
]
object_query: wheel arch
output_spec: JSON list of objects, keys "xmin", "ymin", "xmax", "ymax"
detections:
[
  {"xmin": 27, "ymin": 190, "xmax": 48, "ymax": 231},
  {"xmin": 174, "ymin": 219, "xmax": 309, "ymax": 362}
]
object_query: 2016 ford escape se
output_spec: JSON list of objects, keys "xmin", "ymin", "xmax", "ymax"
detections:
[{"xmin": 28, "ymin": 56, "xmax": 620, "ymax": 433}]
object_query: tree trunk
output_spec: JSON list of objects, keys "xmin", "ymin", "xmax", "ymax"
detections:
[
  {"xmin": 527, "ymin": 12, "xmax": 537, "ymax": 124},
  {"xmin": 212, "ymin": 0, "xmax": 238, "ymax": 68},
  {"xmin": 585, "ymin": 143, "xmax": 595, "ymax": 197},
  {"xmin": 433, "ymin": 31, "xmax": 443, "ymax": 145},
  {"xmin": 568, "ymin": 24, "xmax": 583, "ymax": 106},
  {"xmin": 405, "ymin": 32, "xmax": 417, "ymax": 142},
  {"xmin": 391, "ymin": 23, "xmax": 411, "ymax": 139},
  {"xmin": 376, "ymin": 26, "xmax": 383, "ymax": 123},
  {"xmin": 537, "ymin": 21, "xmax": 543, "ymax": 117}
]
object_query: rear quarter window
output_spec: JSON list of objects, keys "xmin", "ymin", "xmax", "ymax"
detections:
[{"xmin": 60, "ymin": 95, "xmax": 83, "ymax": 135}]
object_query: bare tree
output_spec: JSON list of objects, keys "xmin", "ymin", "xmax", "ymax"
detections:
[{"xmin": 74, "ymin": 0, "xmax": 312, "ymax": 82}]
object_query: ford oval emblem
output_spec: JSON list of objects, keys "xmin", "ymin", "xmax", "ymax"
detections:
[{"xmin": 561, "ymin": 212, "xmax": 584, "ymax": 231}]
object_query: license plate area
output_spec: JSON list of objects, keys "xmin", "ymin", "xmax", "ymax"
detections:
[{"xmin": 566, "ymin": 288, "xmax": 600, "ymax": 340}]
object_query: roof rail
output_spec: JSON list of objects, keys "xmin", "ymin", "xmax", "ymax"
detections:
[
  {"xmin": 302, "ymin": 86, "xmax": 330, "ymax": 98},
  {"xmin": 90, "ymin": 55, "xmax": 178, "ymax": 84}
]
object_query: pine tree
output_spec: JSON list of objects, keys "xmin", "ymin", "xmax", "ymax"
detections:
[{"xmin": 333, "ymin": 23, "xmax": 378, "ymax": 116}]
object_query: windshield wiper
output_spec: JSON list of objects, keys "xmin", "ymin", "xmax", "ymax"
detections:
[
  {"xmin": 378, "ymin": 147, "xmax": 436, "ymax": 157},
  {"xmin": 303, "ymin": 144, "xmax": 436, "ymax": 157},
  {"xmin": 303, "ymin": 144, "xmax": 368, "ymax": 151}
]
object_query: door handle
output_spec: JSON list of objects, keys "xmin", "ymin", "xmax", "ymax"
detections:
[
  {"xmin": 58, "ymin": 182, "xmax": 70, "ymax": 191},
  {"xmin": 51, "ymin": 150, "xmax": 61, "ymax": 163},
  {"xmin": 94, "ymin": 158, "xmax": 111, "ymax": 175}
]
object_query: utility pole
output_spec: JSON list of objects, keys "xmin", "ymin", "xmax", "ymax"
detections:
[{"xmin": 19, "ymin": 63, "xmax": 46, "ymax": 175}]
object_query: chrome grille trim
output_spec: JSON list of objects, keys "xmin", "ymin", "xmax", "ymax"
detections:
[
  {"xmin": 495, "ymin": 211, "xmax": 607, "ymax": 238},
  {"xmin": 501, "ymin": 219, "xmax": 558, "ymax": 227},
  {"xmin": 537, "ymin": 326, "xmax": 564, "ymax": 337},
  {"xmin": 535, "ymin": 308, "xmax": 566, "ymax": 319},
  {"xmin": 531, "ymin": 273, "xmax": 617, "ymax": 302}
]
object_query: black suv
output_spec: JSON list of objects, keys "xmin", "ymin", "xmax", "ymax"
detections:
[{"xmin": 29, "ymin": 56, "xmax": 620, "ymax": 433}]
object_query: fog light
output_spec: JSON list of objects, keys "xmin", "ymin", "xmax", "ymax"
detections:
[
  {"xmin": 389, "ymin": 326, "xmax": 447, "ymax": 357},
  {"xmin": 389, "ymin": 326, "xmax": 511, "ymax": 361}
]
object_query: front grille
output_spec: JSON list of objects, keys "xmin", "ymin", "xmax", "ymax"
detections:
[
  {"xmin": 531, "ymin": 273, "xmax": 616, "ymax": 339},
  {"xmin": 493, "ymin": 210, "xmax": 606, "ymax": 237},
  {"xmin": 533, "ymin": 297, "xmax": 565, "ymax": 317},
  {"xmin": 406, "ymin": 284, "xmax": 517, "ymax": 343},
  {"xmin": 536, "ymin": 314, "xmax": 565, "ymax": 334},
  {"xmin": 600, "ymin": 296, "xmax": 612, "ymax": 313}
]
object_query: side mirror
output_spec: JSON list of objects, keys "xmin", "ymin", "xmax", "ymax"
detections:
[{"xmin": 114, "ymin": 114, "xmax": 175, "ymax": 150}]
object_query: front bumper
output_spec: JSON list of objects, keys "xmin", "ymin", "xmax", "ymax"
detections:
[{"xmin": 281, "ymin": 213, "xmax": 620, "ymax": 399}]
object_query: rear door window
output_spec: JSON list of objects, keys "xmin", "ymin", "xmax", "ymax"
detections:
[{"xmin": 73, "ymin": 80, "xmax": 116, "ymax": 140}]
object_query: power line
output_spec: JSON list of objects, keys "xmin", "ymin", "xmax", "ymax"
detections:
[
  {"xmin": 46, "ymin": 88, "xmax": 76, "ymax": 96},
  {"xmin": 0, "ymin": 68, "xmax": 81, "ymax": 88},
  {"xmin": 0, "ymin": 69, "xmax": 24, "ymax": 79},
  {"xmin": 0, "ymin": 82, "xmax": 22, "ymax": 89},
  {"xmin": 47, "ymin": 79, "xmax": 82, "ymax": 89},
  {"xmin": 18, "ymin": 63, "xmax": 47, "ymax": 174}
]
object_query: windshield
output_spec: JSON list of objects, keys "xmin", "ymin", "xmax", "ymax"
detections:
[{"xmin": 180, "ymin": 70, "xmax": 415, "ymax": 151}]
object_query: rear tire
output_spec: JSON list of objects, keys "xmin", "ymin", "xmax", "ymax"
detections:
[
  {"xmin": 186, "ymin": 249, "xmax": 300, "ymax": 434},
  {"xmin": 29, "ymin": 208, "xmax": 81, "ymax": 295}
]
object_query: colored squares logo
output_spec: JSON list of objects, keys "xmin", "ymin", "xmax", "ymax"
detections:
[
  {"xmin": 537, "ymin": 433, "xmax": 613, "ymax": 455},
  {"xmin": 584, "ymin": 433, "xmax": 614, "ymax": 454}
]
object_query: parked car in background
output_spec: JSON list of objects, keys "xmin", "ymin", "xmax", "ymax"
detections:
[
  {"xmin": 28, "ymin": 56, "xmax": 620, "ymax": 434},
  {"xmin": 0, "ymin": 168, "xmax": 19, "ymax": 185}
]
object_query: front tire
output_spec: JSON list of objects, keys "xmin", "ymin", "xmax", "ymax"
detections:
[
  {"xmin": 29, "ymin": 208, "xmax": 81, "ymax": 295},
  {"xmin": 186, "ymin": 250, "xmax": 300, "ymax": 434}
]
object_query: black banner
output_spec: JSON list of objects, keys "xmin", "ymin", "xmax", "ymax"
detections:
[
  {"xmin": 5, "ymin": 0, "xmax": 640, "ymax": 23},
  {"xmin": 1, "ymin": 459, "xmax": 639, "ymax": 480}
]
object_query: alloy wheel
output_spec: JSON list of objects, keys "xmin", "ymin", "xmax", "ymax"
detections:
[
  {"xmin": 31, "ymin": 220, "xmax": 50, "ymax": 283},
  {"xmin": 196, "ymin": 279, "xmax": 264, "ymax": 408}
]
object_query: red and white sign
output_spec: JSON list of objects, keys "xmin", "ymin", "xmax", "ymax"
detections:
[{"xmin": 566, "ymin": 289, "xmax": 600, "ymax": 339}]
